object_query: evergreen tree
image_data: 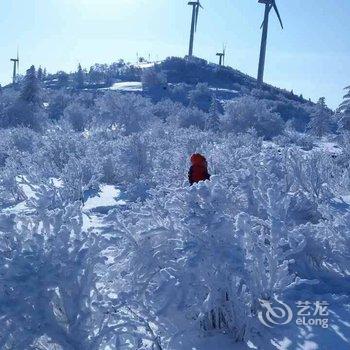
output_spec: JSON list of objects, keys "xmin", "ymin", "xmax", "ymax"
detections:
[
  {"xmin": 20, "ymin": 65, "xmax": 41, "ymax": 105},
  {"xmin": 75, "ymin": 63, "xmax": 85, "ymax": 89},
  {"xmin": 7, "ymin": 65, "xmax": 45, "ymax": 129},
  {"xmin": 57, "ymin": 71, "xmax": 70, "ymax": 87},
  {"xmin": 206, "ymin": 95, "xmax": 221, "ymax": 131},
  {"xmin": 340, "ymin": 86, "xmax": 350, "ymax": 113},
  {"xmin": 37, "ymin": 66, "xmax": 44, "ymax": 81},
  {"xmin": 307, "ymin": 97, "xmax": 332, "ymax": 137},
  {"xmin": 338, "ymin": 86, "xmax": 350, "ymax": 131}
]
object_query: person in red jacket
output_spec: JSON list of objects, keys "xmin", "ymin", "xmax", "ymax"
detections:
[{"xmin": 188, "ymin": 153, "xmax": 211, "ymax": 185}]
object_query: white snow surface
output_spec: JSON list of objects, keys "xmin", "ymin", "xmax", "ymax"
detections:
[
  {"xmin": 135, "ymin": 61, "xmax": 157, "ymax": 69},
  {"xmin": 316, "ymin": 140, "xmax": 342, "ymax": 155},
  {"xmin": 107, "ymin": 81, "xmax": 142, "ymax": 92},
  {"xmin": 209, "ymin": 87, "xmax": 239, "ymax": 94},
  {"xmin": 83, "ymin": 185, "xmax": 124, "ymax": 211}
]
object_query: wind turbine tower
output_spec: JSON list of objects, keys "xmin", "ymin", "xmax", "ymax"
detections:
[
  {"xmin": 257, "ymin": 0, "xmax": 283, "ymax": 84},
  {"xmin": 188, "ymin": 0, "xmax": 203, "ymax": 57},
  {"xmin": 216, "ymin": 45, "xmax": 226, "ymax": 66},
  {"xmin": 10, "ymin": 51, "xmax": 20, "ymax": 85}
]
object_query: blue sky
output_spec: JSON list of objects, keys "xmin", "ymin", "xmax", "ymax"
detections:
[{"xmin": 0, "ymin": 0, "xmax": 349, "ymax": 108}]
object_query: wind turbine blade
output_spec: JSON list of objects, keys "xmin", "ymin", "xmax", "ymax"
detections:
[
  {"xmin": 272, "ymin": 1, "xmax": 283, "ymax": 29},
  {"xmin": 260, "ymin": 4, "xmax": 272, "ymax": 29},
  {"xmin": 195, "ymin": 5, "xmax": 199, "ymax": 31}
]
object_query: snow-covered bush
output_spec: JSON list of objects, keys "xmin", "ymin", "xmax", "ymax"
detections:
[
  {"xmin": 0, "ymin": 90, "xmax": 19, "ymax": 128},
  {"xmin": 141, "ymin": 67, "xmax": 167, "ymax": 93},
  {"xmin": 287, "ymin": 150, "xmax": 335, "ymax": 205},
  {"xmin": 188, "ymin": 83, "xmax": 213, "ymax": 111},
  {"xmin": 0, "ymin": 159, "xmax": 26, "ymax": 206},
  {"xmin": 292, "ymin": 214, "xmax": 350, "ymax": 293},
  {"xmin": 275, "ymin": 126, "xmax": 315, "ymax": 151},
  {"xmin": 169, "ymin": 82, "xmax": 189, "ymax": 103},
  {"xmin": 59, "ymin": 154, "xmax": 102, "ymax": 202},
  {"xmin": 95, "ymin": 92, "xmax": 157, "ymax": 134},
  {"xmin": 102, "ymin": 165, "xmax": 313, "ymax": 346},
  {"xmin": 152, "ymin": 99, "xmax": 185, "ymax": 122},
  {"xmin": 0, "ymin": 192, "xmax": 117, "ymax": 349},
  {"xmin": 4, "ymin": 99, "xmax": 47, "ymax": 131},
  {"xmin": 36, "ymin": 125, "xmax": 87, "ymax": 176},
  {"xmin": 103, "ymin": 179, "xmax": 249, "ymax": 346},
  {"xmin": 47, "ymin": 89, "xmax": 73, "ymax": 120},
  {"xmin": 5, "ymin": 127, "xmax": 41, "ymax": 154},
  {"xmin": 93, "ymin": 132, "xmax": 152, "ymax": 192},
  {"xmin": 222, "ymin": 96, "xmax": 284, "ymax": 139},
  {"xmin": 272, "ymin": 100, "xmax": 312, "ymax": 132},
  {"xmin": 174, "ymin": 106, "xmax": 207, "ymax": 130},
  {"xmin": 63, "ymin": 101, "xmax": 92, "ymax": 132}
]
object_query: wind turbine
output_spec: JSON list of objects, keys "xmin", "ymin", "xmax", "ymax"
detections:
[
  {"xmin": 216, "ymin": 45, "xmax": 226, "ymax": 66},
  {"xmin": 188, "ymin": 0, "xmax": 203, "ymax": 57},
  {"xmin": 10, "ymin": 50, "xmax": 20, "ymax": 85},
  {"xmin": 257, "ymin": 0, "xmax": 283, "ymax": 84}
]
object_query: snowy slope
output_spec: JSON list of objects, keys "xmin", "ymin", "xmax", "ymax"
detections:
[{"xmin": 103, "ymin": 81, "xmax": 143, "ymax": 92}]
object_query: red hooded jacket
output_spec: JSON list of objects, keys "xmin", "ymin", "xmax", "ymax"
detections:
[{"xmin": 188, "ymin": 154, "xmax": 211, "ymax": 185}]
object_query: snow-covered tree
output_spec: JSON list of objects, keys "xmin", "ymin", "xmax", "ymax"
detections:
[
  {"xmin": 37, "ymin": 66, "xmax": 44, "ymax": 81},
  {"xmin": 74, "ymin": 63, "xmax": 85, "ymax": 89},
  {"xmin": 205, "ymin": 96, "xmax": 221, "ymax": 131},
  {"xmin": 4, "ymin": 67, "xmax": 46, "ymax": 130},
  {"xmin": 21, "ymin": 65, "xmax": 41, "ymax": 105},
  {"xmin": 57, "ymin": 71, "xmax": 70, "ymax": 88},
  {"xmin": 307, "ymin": 97, "xmax": 332, "ymax": 136},
  {"xmin": 338, "ymin": 85, "xmax": 350, "ymax": 131}
]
